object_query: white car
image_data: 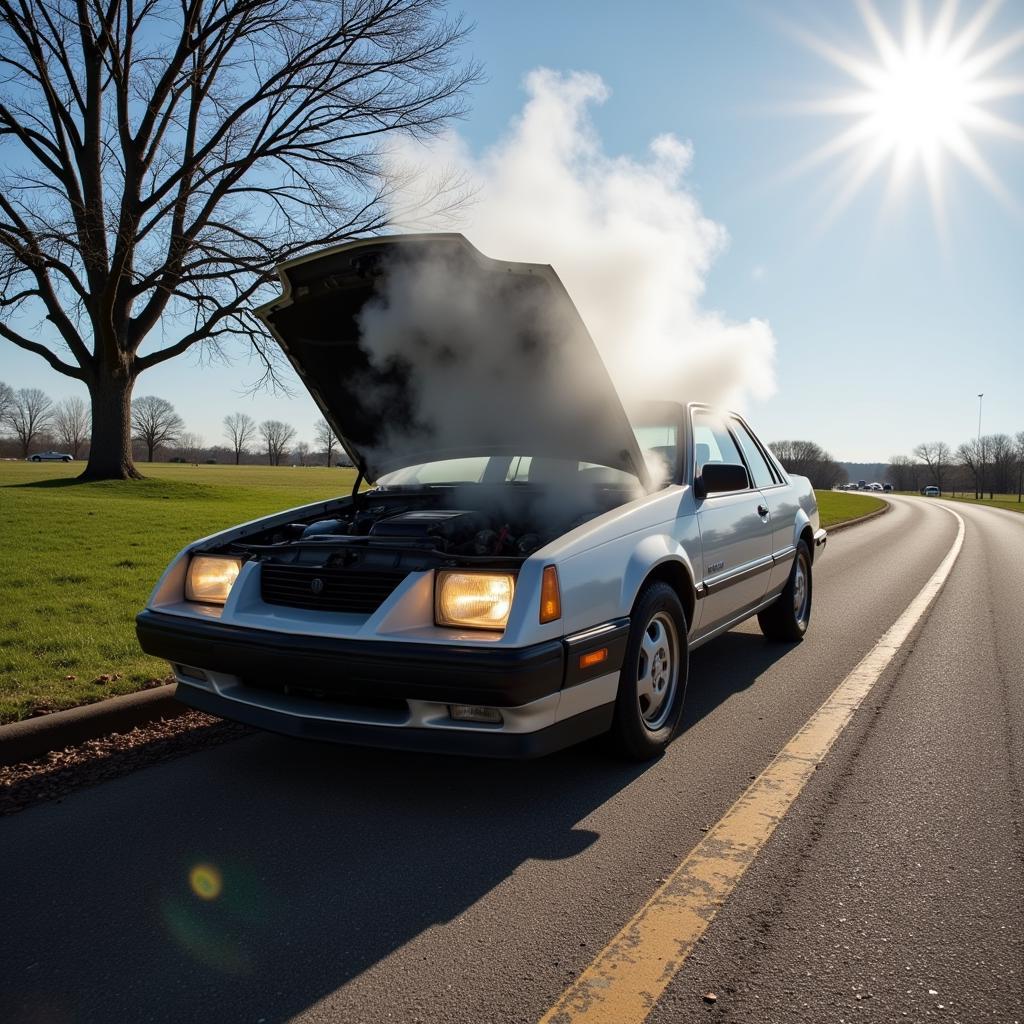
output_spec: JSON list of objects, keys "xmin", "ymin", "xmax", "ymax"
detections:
[
  {"xmin": 29, "ymin": 450, "xmax": 73, "ymax": 462},
  {"xmin": 137, "ymin": 235, "xmax": 826, "ymax": 760}
]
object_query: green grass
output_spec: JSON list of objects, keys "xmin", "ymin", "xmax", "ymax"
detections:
[
  {"xmin": 899, "ymin": 491, "xmax": 1024, "ymax": 514},
  {"xmin": 0, "ymin": 465, "xmax": 895, "ymax": 724},
  {"xmin": 0, "ymin": 461, "xmax": 357, "ymax": 723},
  {"xmin": 815, "ymin": 489, "xmax": 887, "ymax": 529}
]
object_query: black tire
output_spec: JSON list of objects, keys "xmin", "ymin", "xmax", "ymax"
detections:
[
  {"xmin": 62, "ymin": 456, "xmax": 71, "ymax": 462},
  {"xmin": 31, "ymin": 456, "xmax": 40, "ymax": 462},
  {"xmin": 609, "ymin": 581, "xmax": 689, "ymax": 760},
  {"xmin": 758, "ymin": 539, "xmax": 812, "ymax": 642}
]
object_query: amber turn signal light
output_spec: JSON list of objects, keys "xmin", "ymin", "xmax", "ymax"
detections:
[
  {"xmin": 539, "ymin": 565, "xmax": 561, "ymax": 623},
  {"xmin": 579, "ymin": 648, "xmax": 608, "ymax": 670}
]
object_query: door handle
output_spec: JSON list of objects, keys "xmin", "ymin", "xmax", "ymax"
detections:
[{"xmin": 757, "ymin": 503, "xmax": 769, "ymax": 517}]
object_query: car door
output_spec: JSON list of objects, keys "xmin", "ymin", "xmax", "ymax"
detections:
[
  {"xmin": 728, "ymin": 415, "xmax": 797, "ymax": 596},
  {"xmin": 692, "ymin": 409, "xmax": 774, "ymax": 633}
]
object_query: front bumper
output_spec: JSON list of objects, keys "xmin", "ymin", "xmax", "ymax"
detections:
[
  {"xmin": 173, "ymin": 683, "xmax": 614, "ymax": 758},
  {"xmin": 135, "ymin": 609, "xmax": 627, "ymax": 757},
  {"xmin": 813, "ymin": 527, "xmax": 827, "ymax": 558}
]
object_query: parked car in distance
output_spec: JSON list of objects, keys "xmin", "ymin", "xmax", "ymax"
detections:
[
  {"xmin": 869, "ymin": 482, "xmax": 883, "ymax": 491},
  {"xmin": 28, "ymin": 450, "xmax": 73, "ymax": 462},
  {"xmin": 883, "ymin": 483, "xmax": 893, "ymax": 492},
  {"xmin": 923, "ymin": 485, "xmax": 940, "ymax": 497},
  {"xmin": 137, "ymin": 233, "xmax": 827, "ymax": 762},
  {"xmin": 857, "ymin": 480, "xmax": 868, "ymax": 490}
]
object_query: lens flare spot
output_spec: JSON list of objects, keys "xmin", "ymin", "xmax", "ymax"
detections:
[{"xmin": 189, "ymin": 863, "xmax": 223, "ymax": 901}]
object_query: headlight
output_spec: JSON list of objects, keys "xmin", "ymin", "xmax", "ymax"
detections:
[
  {"xmin": 185, "ymin": 555, "xmax": 243, "ymax": 605},
  {"xmin": 435, "ymin": 571, "xmax": 515, "ymax": 629}
]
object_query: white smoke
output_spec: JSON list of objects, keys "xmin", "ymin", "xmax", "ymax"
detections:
[{"xmin": 385, "ymin": 68, "xmax": 777, "ymax": 410}]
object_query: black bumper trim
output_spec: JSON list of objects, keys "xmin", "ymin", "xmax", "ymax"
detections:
[
  {"xmin": 137, "ymin": 609, "xmax": 564, "ymax": 708},
  {"xmin": 175, "ymin": 682, "xmax": 614, "ymax": 759}
]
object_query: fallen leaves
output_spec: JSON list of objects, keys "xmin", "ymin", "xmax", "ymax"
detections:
[
  {"xmin": 91, "ymin": 672, "xmax": 123, "ymax": 686},
  {"xmin": 0, "ymin": 713, "xmax": 250, "ymax": 816}
]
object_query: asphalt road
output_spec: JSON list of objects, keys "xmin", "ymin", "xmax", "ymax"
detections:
[{"xmin": 2, "ymin": 496, "xmax": 1021, "ymax": 1024}]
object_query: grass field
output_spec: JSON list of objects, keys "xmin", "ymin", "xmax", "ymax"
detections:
[
  {"xmin": 814, "ymin": 489, "xmax": 887, "ymax": 528},
  {"xmin": 0, "ymin": 465, "xmax": 887, "ymax": 723},
  {"xmin": 0, "ymin": 461, "xmax": 358, "ymax": 723},
  {"xmin": 902, "ymin": 492, "xmax": 1023, "ymax": 514}
]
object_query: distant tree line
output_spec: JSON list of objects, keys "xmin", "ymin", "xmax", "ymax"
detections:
[
  {"xmin": 0, "ymin": 382, "xmax": 92, "ymax": 459},
  {"xmin": 890, "ymin": 432, "xmax": 1024, "ymax": 501},
  {"xmin": 0, "ymin": 380, "xmax": 350, "ymax": 468},
  {"xmin": 767, "ymin": 429, "xmax": 1024, "ymax": 502},
  {"xmin": 768, "ymin": 440, "xmax": 845, "ymax": 489}
]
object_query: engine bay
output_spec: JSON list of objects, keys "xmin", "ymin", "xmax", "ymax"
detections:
[{"xmin": 215, "ymin": 482, "xmax": 637, "ymax": 572}]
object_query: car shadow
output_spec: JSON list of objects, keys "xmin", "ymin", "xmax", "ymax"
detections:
[
  {"xmin": 683, "ymin": 629, "xmax": 793, "ymax": 731},
  {"xmin": 2, "ymin": 629, "xmax": 793, "ymax": 1024}
]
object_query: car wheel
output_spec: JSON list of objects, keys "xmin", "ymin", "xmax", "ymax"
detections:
[
  {"xmin": 758, "ymin": 539, "xmax": 812, "ymax": 642},
  {"xmin": 31, "ymin": 456, "xmax": 40, "ymax": 462},
  {"xmin": 62, "ymin": 456, "xmax": 71, "ymax": 462},
  {"xmin": 609, "ymin": 581, "xmax": 689, "ymax": 760}
]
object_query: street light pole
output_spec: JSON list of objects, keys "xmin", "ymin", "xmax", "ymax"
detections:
[{"xmin": 977, "ymin": 393, "xmax": 984, "ymax": 500}]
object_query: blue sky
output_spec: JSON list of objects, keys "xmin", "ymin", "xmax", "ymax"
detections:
[{"xmin": 3, "ymin": 0, "xmax": 1022, "ymax": 462}]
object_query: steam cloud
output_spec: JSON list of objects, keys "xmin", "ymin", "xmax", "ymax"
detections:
[{"xmin": 383, "ymin": 68, "xmax": 777, "ymax": 411}]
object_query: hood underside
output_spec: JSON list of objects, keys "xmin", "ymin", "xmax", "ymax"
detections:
[{"xmin": 256, "ymin": 233, "xmax": 649, "ymax": 487}]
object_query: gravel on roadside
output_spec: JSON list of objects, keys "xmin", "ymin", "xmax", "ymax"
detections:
[{"xmin": 0, "ymin": 712, "xmax": 251, "ymax": 817}]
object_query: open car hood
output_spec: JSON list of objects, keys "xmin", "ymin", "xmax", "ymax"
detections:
[{"xmin": 256, "ymin": 234, "xmax": 649, "ymax": 487}]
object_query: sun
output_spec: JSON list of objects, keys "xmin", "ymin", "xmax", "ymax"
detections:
[
  {"xmin": 792, "ymin": 0, "xmax": 1024, "ymax": 226},
  {"xmin": 867, "ymin": 47, "xmax": 970, "ymax": 152}
]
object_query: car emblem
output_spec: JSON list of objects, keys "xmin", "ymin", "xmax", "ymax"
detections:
[{"xmin": 310, "ymin": 578, "xmax": 325, "ymax": 595}]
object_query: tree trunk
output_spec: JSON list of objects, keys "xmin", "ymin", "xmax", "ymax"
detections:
[
  {"xmin": 81, "ymin": 372, "xmax": 142, "ymax": 480},
  {"xmin": 147, "ymin": 441, "xmax": 155, "ymax": 462},
  {"xmin": 235, "ymin": 449, "xmax": 240, "ymax": 465}
]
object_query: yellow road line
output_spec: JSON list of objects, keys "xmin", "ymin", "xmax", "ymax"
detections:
[{"xmin": 540, "ymin": 506, "xmax": 965, "ymax": 1024}]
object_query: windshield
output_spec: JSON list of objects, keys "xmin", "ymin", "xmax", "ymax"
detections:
[{"xmin": 376, "ymin": 455, "xmax": 640, "ymax": 488}]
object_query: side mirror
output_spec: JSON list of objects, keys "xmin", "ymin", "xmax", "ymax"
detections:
[{"xmin": 696, "ymin": 462, "xmax": 749, "ymax": 497}]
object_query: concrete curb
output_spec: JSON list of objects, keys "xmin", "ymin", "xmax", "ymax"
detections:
[
  {"xmin": 825, "ymin": 499, "xmax": 892, "ymax": 534},
  {"xmin": 0, "ymin": 684, "xmax": 186, "ymax": 766}
]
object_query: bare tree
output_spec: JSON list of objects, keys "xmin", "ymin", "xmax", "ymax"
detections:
[
  {"xmin": 956, "ymin": 437, "xmax": 987, "ymax": 498},
  {"xmin": 0, "ymin": 380, "xmax": 13, "ymax": 428},
  {"xmin": 988, "ymin": 433, "xmax": 1015, "ymax": 496},
  {"xmin": 314, "ymin": 418, "xmax": 338, "ymax": 467},
  {"xmin": 7, "ymin": 387, "xmax": 53, "ymax": 457},
  {"xmin": 260, "ymin": 420, "xmax": 295, "ymax": 466},
  {"xmin": 768, "ymin": 440, "xmax": 844, "ymax": 489},
  {"xmin": 293, "ymin": 440, "xmax": 310, "ymax": 466},
  {"xmin": 0, "ymin": 0, "xmax": 479, "ymax": 481},
  {"xmin": 223, "ymin": 412, "xmax": 257, "ymax": 465},
  {"xmin": 132, "ymin": 396, "xmax": 184, "ymax": 462},
  {"xmin": 53, "ymin": 395, "xmax": 91, "ymax": 458},
  {"xmin": 1015, "ymin": 432, "xmax": 1024, "ymax": 503},
  {"xmin": 179, "ymin": 431, "xmax": 204, "ymax": 465},
  {"xmin": 912, "ymin": 441, "xmax": 951, "ymax": 492},
  {"xmin": 888, "ymin": 454, "xmax": 920, "ymax": 492}
]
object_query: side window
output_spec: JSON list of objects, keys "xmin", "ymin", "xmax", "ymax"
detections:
[
  {"xmin": 506, "ymin": 456, "xmax": 532, "ymax": 482},
  {"xmin": 730, "ymin": 419, "xmax": 777, "ymax": 489},
  {"xmin": 692, "ymin": 412, "xmax": 745, "ymax": 477}
]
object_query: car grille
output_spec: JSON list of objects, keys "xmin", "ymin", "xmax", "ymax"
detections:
[{"xmin": 260, "ymin": 563, "xmax": 410, "ymax": 614}]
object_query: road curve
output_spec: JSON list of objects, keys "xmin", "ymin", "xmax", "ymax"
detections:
[{"xmin": 1, "ymin": 496, "xmax": 1021, "ymax": 1023}]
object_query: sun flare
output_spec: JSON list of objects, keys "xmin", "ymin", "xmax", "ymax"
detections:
[{"xmin": 794, "ymin": 0, "xmax": 1024, "ymax": 226}]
